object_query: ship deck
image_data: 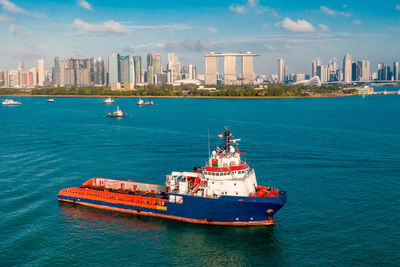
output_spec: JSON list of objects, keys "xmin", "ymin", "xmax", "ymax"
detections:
[{"xmin": 82, "ymin": 185, "xmax": 168, "ymax": 200}]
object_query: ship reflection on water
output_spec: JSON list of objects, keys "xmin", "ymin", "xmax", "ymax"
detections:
[{"xmin": 58, "ymin": 202, "xmax": 285, "ymax": 265}]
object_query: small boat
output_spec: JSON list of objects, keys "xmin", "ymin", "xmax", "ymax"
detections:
[
  {"xmin": 107, "ymin": 106, "xmax": 126, "ymax": 118},
  {"xmin": 137, "ymin": 98, "xmax": 154, "ymax": 106},
  {"xmin": 103, "ymin": 97, "xmax": 115, "ymax": 104},
  {"xmin": 2, "ymin": 99, "xmax": 21, "ymax": 105},
  {"xmin": 46, "ymin": 99, "xmax": 55, "ymax": 102}
]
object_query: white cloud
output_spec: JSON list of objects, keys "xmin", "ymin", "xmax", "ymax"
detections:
[
  {"xmin": 229, "ymin": 1, "xmax": 278, "ymax": 17},
  {"xmin": 0, "ymin": 14, "xmax": 16, "ymax": 22},
  {"xmin": 342, "ymin": 4, "xmax": 347, "ymax": 8},
  {"xmin": 320, "ymin": 6, "xmax": 336, "ymax": 16},
  {"xmin": 338, "ymin": 11, "xmax": 351, "ymax": 17},
  {"xmin": 263, "ymin": 44, "xmax": 276, "ymax": 51},
  {"xmin": 318, "ymin": 24, "xmax": 329, "ymax": 31},
  {"xmin": 9, "ymin": 24, "xmax": 33, "ymax": 36},
  {"xmin": 165, "ymin": 38, "xmax": 213, "ymax": 52},
  {"xmin": 72, "ymin": 19, "xmax": 190, "ymax": 35},
  {"xmin": 73, "ymin": 19, "xmax": 130, "ymax": 34},
  {"xmin": 320, "ymin": 6, "xmax": 351, "ymax": 17},
  {"xmin": 396, "ymin": 4, "xmax": 400, "ymax": 10},
  {"xmin": 353, "ymin": 20, "xmax": 362, "ymax": 26},
  {"xmin": 78, "ymin": 0, "xmax": 93, "ymax": 11},
  {"xmin": 247, "ymin": 0, "xmax": 258, "ymax": 7},
  {"xmin": 229, "ymin": 5, "xmax": 246, "ymax": 14},
  {"xmin": 0, "ymin": 0, "xmax": 24, "ymax": 13},
  {"xmin": 206, "ymin": 27, "xmax": 218, "ymax": 34},
  {"xmin": 280, "ymin": 18, "xmax": 315, "ymax": 33}
]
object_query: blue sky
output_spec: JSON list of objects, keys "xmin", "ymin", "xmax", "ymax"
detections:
[{"xmin": 0, "ymin": 0, "xmax": 399, "ymax": 75}]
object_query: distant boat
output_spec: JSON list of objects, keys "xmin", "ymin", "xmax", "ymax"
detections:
[
  {"xmin": 137, "ymin": 98, "xmax": 154, "ymax": 106},
  {"xmin": 2, "ymin": 99, "xmax": 21, "ymax": 105},
  {"xmin": 46, "ymin": 99, "xmax": 55, "ymax": 102},
  {"xmin": 107, "ymin": 106, "xmax": 126, "ymax": 118},
  {"xmin": 103, "ymin": 97, "xmax": 115, "ymax": 104}
]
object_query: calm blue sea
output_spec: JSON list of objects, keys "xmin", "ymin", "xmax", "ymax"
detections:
[{"xmin": 0, "ymin": 92, "xmax": 399, "ymax": 266}]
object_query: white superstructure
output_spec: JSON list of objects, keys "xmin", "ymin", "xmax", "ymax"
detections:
[{"xmin": 166, "ymin": 128, "xmax": 258, "ymax": 198}]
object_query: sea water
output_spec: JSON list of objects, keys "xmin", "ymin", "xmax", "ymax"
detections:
[{"xmin": 0, "ymin": 93, "xmax": 399, "ymax": 266}]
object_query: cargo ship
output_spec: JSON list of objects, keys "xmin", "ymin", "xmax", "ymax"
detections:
[{"xmin": 58, "ymin": 128, "xmax": 287, "ymax": 226}]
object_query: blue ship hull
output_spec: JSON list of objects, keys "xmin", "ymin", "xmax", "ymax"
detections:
[{"xmin": 58, "ymin": 191, "xmax": 287, "ymax": 226}]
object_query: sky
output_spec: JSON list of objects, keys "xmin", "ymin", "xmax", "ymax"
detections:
[{"xmin": 0, "ymin": 0, "xmax": 400, "ymax": 75}]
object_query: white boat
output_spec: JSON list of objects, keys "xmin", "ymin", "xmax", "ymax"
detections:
[
  {"xmin": 46, "ymin": 99, "xmax": 55, "ymax": 102},
  {"xmin": 2, "ymin": 99, "xmax": 21, "ymax": 105},
  {"xmin": 103, "ymin": 97, "xmax": 115, "ymax": 104},
  {"xmin": 137, "ymin": 98, "xmax": 154, "ymax": 106},
  {"xmin": 107, "ymin": 106, "xmax": 126, "ymax": 118}
]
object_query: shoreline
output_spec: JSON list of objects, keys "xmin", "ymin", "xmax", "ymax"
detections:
[{"xmin": 0, "ymin": 94, "xmax": 357, "ymax": 99}]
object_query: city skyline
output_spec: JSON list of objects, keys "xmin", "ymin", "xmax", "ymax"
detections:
[{"xmin": 0, "ymin": 0, "xmax": 399, "ymax": 74}]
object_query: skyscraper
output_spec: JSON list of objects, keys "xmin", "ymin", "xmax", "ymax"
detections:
[
  {"xmin": 342, "ymin": 54, "xmax": 352, "ymax": 83},
  {"xmin": 152, "ymin": 54, "xmax": 162, "ymax": 75},
  {"xmin": 351, "ymin": 62, "xmax": 361, "ymax": 81},
  {"xmin": 133, "ymin": 56, "xmax": 142, "ymax": 84},
  {"xmin": 92, "ymin": 57, "xmax": 105, "ymax": 86},
  {"xmin": 378, "ymin": 63, "xmax": 385, "ymax": 80},
  {"xmin": 278, "ymin": 59, "xmax": 285, "ymax": 83},
  {"xmin": 242, "ymin": 55, "xmax": 255, "ymax": 83},
  {"xmin": 393, "ymin": 61, "xmax": 399, "ymax": 81},
  {"xmin": 108, "ymin": 53, "xmax": 120, "ymax": 85},
  {"xmin": 38, "ymin": 58, "xmax": 45, "ymax": 86},
  {"xmin": 358, "ymin": 60, "xmax": 370, "ymax": 82},
  {"xmin": 224, "ymin": 55, "xmax": 236, "ymax": 85},
  {"xmin": 205, "ymin": 55, "xmax": 217, "ymax": 85},
  {"xmin": 120, "ymin": 55, "xmax": 130, "ymax": 84},
  {"xmin": 167, "ymin": 53, "xmax": 180, "ymax": 83},
  {"xmin": 52, "ymin": 56, "xmax": 60, "ymax": 86}
]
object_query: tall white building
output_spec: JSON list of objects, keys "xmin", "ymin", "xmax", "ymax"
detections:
[
  {"xmin": 358, "ymin": 60, "xmax": 370, "ymax": 82},
  {"xmin": 343, "ymin": 54, "xmax": 352, "ymax": 83},
  {"xmin": 167, "ymin": 53, "xmax": 181, "ymax": 83},
  {"xmin": 278, "ymin": 59, "xmax": 285, "ymax": 83},
  {"xmin": 394, "ymin": 61, "xmax": 399, "ymax": 81},
  {"xmin": 38, "ymin": 58, "xmax": 45, "ymax": 86}
]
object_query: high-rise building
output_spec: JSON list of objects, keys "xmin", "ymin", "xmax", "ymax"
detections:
[
  {"xmin": 189, "ymin": 64, "xmax": 197, "ymax": 80},
  {"xmin": 146, "ymin": 66, "xmax": 154, "ymax": 84},
  {"xmin": 108, "ymin": 53, "xmax": 120, "ymax": 85},
  {"xmin": 133, "ymin": 56, "xmax": 142, "ymax": 84},
  {"xmin": 21, "ymin": 71, "xmax": 33, "ymax": 88},
  {"xmin": 18, "ymin": 60, "xmax": 24, "ymax": 72},
  {"xmin": 205, "ymin": 52, "xmax": 259, "ymax": 85},
  {"xmin": 242, "ymin": 54, "xmax": 255, "ymax": 83},
  {"xmin": 167, "ymin": 53, "xmax": 180, "ymax": 83},
  {"xmin": 393, "ymin": 61, "xmax": 399, "ymax": 81},
  {"xmin": 128, "ymin": 57, "xmax": 135, "ymax": 84},
  {"xmin": 93, "ymin": 57, "xmax": 106, "ymax": 86},
  {"xmin": 205, "ymin": 55, "xmax": 217, "ymax": 85},
  {"xmin": 0, "ymin": 70, "xmax": 4, "ymax": 86},
  {"xmin": 8, "ymin": 70, "xmax": 19, "ymax": 87},
  {"xmin": 224, "ymin": 55, "xmax": 236, "ymax": 84},
  {"xmin": 358, "ymin": 60, "xmax": 370, "ymax": 82},
  {"xmin": 52, "ymin": 56, "xmax": 61, "ymax": 86},
  {"xmin": 378, "ymin": 63, "xmax": 385, "ymax": 80},
  {"xmin": 75, "ymin": 59, "xmax": 90, "ymax": 87},
  {"xmin": 152, "ymin": 54, "xmax": 161, "ymax": 76},
  {"xmin": 120, "ymin": 55, "xmax": 130, "ymax": 84},
  {"xmin": 38, "ymin": 58, "xmax": 45, "ymax": 86},
  {"xmin": 278, "ymin": 59, "xmax": 285, "ymax": 83},
  {"xmin": 284, "ymin": 65, "xmax": 288, "ymax": 82},
  {"xmin": 342, "ymin": 54, "xmax": 352, "ymax": 83},
  {"xmin": 351, "ymin": 62, "xmax": 361, "ymax": 81},
  {"xmin": 31, "ymin": 67, "xmax": 37, "ymax": 86},
  {"xmin": 146, "ymin": 53, "xmax": 161, "ymax": 84}
]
